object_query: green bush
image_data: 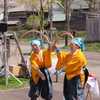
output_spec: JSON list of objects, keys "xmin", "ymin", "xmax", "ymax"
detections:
[
  {"xmin": 7, "ymin": 30, "xmax": 16, "ymax": 34},
  {"xmin": 76, "ymin": 31, "xmax": 86, "ymax": 37},
  {"xmin": 17, "ymin": 30, "xmax": 28, "ymax": 38}
]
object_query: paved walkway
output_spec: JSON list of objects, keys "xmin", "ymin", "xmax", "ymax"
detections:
[{"xmin": 0, "ymin": 41, "xmax": 100, "ymax": 100}]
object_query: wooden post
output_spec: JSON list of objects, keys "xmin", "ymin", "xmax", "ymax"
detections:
[
  {"xmin": 56, "ymin": 75, "xmax": 58, "ymax": 82},
  {"xmin": 2, "ymin": 33, "xmax": 8, "ymax": 85},
  {"xmin": 13, "ymin": 32, "xmax": 30, "ymax": 77},
  {"xmin": 3, "ymin": 0, "xmax": 8, "ymax": 85}
]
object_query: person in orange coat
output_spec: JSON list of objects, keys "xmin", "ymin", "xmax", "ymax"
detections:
[
  {"xmin": 28, "ymin": 39, "xmax": 53, "ymax": 100},
  {"xmin": 53, "ymin": 38, "xmax": 87, "ymax": 100}
]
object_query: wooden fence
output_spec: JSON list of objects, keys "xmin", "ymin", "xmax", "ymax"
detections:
[{"xmin": 86, "ymin": 13, "xmax": 100, "ymax": 41}]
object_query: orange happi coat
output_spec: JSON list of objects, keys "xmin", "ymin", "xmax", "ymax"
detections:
[
  {"xmin": 56, "ymin": 49, "xmax": 87, "ymax": 87},
  {"xmin": 30, "ymin": 49, "xmax": 52, "ymax": 84}
]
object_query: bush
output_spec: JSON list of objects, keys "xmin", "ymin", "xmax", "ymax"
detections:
[
  {"xmin": 7, "ymin": 30, "xmax": 16, "ymax": 34},
  {"xmin": 7, "ymin": 30, "xmax": 33, "ymax": 41},
  {"xmin": 18, "ymin": 30, "xmax": 28, "ymax": 38},
  {"xmin": 76, "ymin": 31, "xmax": 86, "ymax": 37}
]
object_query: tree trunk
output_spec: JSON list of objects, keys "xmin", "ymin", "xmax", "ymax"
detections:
[
  {"xmin": 3, "ymin": 0, "xmax": 8, "ymax": 22},
  {"xmin": 89, "ymin": 0, "xmax": 93, "ymax": 12},
  {"xmin": 49, "ymin": 0, "xmax": 53, "ymax": 42},
  {"xmin": 40, "ymin": 0, "xmax": 44, "ymax": 31},
  {"xmin": 65, "ymin": 0, "xmax": 70, "ymax": 46}
]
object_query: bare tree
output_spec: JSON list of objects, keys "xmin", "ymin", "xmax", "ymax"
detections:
[
  {"xmin": 84, "ymin": 0, "xmax": 100, "ymax": 12},
  {"xmin": 3, "ymin": 0, "xmax": 8, "ymax": 22},
  {"xmin": 20, "ymin": 0, "xmax": 46, "ymax": 40},
  {"xmin": 65, "ymin": 0, "xmax": 70, "ymax": 46}
]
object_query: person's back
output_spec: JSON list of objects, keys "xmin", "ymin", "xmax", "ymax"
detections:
[{"xmin": 72, "ymin": 30, "xmax": 77, "ymax": 38}]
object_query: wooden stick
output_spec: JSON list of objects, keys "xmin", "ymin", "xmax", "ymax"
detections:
[
  {"xmin": 53, "ymin": 32, "xmax": 74, "ymax": 81},
  {"xmin": 29, "ymin": 64, "xmax": 46, "ymax": 81},
  {"xmin": 15, "ymin": 30, "xmax": 50, "ymax": 62},
  {"xmin": 19, "ymin": 30, "xmax": 50, "ymax": 43},
  {"xmin": 89, "ymin": 90, "xmax": 93, "ymax": 100},
  {"xmin": 85, "ymin": 88, "xmax": 89, "ymax": 100},
  {"xmin": 53, "ymin": 31, "xmax": 74, "ymax": 45},
  {"xmin": 85, "ymin": 85, "xmax": 93, "ymax": 100}
]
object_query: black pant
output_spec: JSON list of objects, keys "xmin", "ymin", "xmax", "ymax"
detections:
[
  {"xmin": 31, "ymin": 97, "xmax": 52, "ymax": 100},
  {"xmin": 31, "ymin": 98, "xmax": 37, "ymax": 100},
  {"xmin": 28, "ymin": 68, "xmax": 53, "ymax": 100}
]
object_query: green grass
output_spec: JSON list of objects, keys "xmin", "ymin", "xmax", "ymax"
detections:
[
  {"xmin": 85, "ymin": 42, "xmax": 100, "ymax": 52},
  {"xmin": 0, "ymin": 77, "xmax": 29, "ymax": 90},
  {"xmin": 61, "ymin": 41, "xmax": 100, "ymax": 52},
  {"xmin": 23, "ymin": 52, "xmax": 31, "ymax": 55}
]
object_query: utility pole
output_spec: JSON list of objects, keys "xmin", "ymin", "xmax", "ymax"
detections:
[
  {"xmin": 3, "ymin": 0, "xmax": 8, "ymax": 85},
  {"xmin": 65, "ymin": 0, "xmax": 70, "ymax": 46}
]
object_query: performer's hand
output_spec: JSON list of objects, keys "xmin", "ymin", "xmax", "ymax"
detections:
[
  {"xmin": 48, "ymin": 42, "xmax": 52, "ymax": 49},
  {"xmin": 52, "ymin": 44, "xmax": 58, "ymax": 50},
  {"xmin": 52, "ymin": 44, "xmax": 59, "ymax": 52},
  {"xmin": 56, "ymin": 69, "xmax": 64, "ymax": 75},
  {"xmin": 53, "ymin": 71, "xmax": 57, "ymax": 75},
  {"xmin": 37, "ymin": 72, "xmax": 46, "ymax": 80}
]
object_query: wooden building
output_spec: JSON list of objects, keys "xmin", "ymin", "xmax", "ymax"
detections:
[
  {"xmin": 0, "ymin": 0, "xmax": 20, "ymax": 13},
  {"xmin": 8, "ymin": 1, "xmax": 49, "ymax": 31},
  {"xmin": 70, "ymin": 12, "xmax": 87, "ymax": 31},
  {"xmin": 86, "ymin": 13, "xmax": 100, "ymax": 41},
  {"xmin": 69, "ymin": 0, "xmax": 100, "ymax": 31},
  {"xmin": 47, "ymin": 2, "xmax": 66, "ymax": 31},
  {"xmin": 8, "ymin": 1, "xmax": 65, "ymax": 31}
]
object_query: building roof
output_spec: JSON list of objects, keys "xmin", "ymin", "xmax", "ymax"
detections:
[
  {"xmin": 8, "ymin": 1, "xmax": 49, "ymax": 13},
  {"xmin": 0, "ymin": 0, "xmax": 21, "ymax": 13},
  {"xmin": 52, "ymin": 14, "xmax": 72, "ymax": 22},
  {"xmin": 70, "ymin": 0, "xmax": 100, "ymax": 10},
  {"xmin": 8, "ymin": 2, "xmax": 32, "ymax": 12},
  {"xmin": 52, "ymin": 14, "xmax": 66, "ymax": 22},
  {"xmin": 70, "ymin": 0, "xmax": 88, "ymax": 9},
  {"xmin": 0, "ymin": 0, "xmax": 20, "ymax": 6},
  {"xmin": 52, "ymin": 1, "xmax": 65, "ymax": 10},
  {"xmin": 8, "ymin": 1, "xmax": 65, "ymax": 13},
  {"xmin": 7, "ymin": 21, "xmax": 18, "ymax": 25}
]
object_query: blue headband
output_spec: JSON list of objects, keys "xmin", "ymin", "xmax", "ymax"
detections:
[
  {"xmin": 30, "ymin": 39, "xmax": 45, "ymax": 49},
  {"xmin": 71, "ymin": 38, "xmax": 85, "ymax": 51}
]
